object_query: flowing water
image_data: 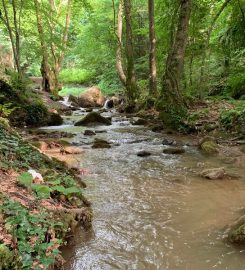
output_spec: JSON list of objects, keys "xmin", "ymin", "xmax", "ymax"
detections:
[{"xmin": 47, "ymin": 111, "xmax": 245, "ymax": 270}]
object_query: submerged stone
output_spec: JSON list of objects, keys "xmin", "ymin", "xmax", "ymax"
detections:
[
  {"xmin": 92, "ymin": 138, "xmax": 111, "ymax": 149},
  {"xmin": 84, "ymin": 130, "xmax": 96, "ymax": 136},
  {"xmin": 137, "ymin": 151, "xmax": 151, "ymax": 157},
  {"xmin": 163, "ymin": 147, "xmax": 185, "ymax": 154}
]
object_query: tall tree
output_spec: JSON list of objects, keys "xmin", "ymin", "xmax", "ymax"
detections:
[
  {"xmin": 34, "ymin": 0, "xmax": 72, "ymax": 95},
  {"xmin": 148, "ymin": 0, "xmax": 157, "ymax": 95},
  {"xmin": 0, "ymin": 0, "xmax": 24, "ymax": 75},
  {"xmin": 161, "ymin": 0, "xmax": 192, "ymax": 106},
  {"xmin": 113, "ymin": 0, "xmax": 126, "ymax": 86},
  {"xmin": 123, "ymin": 0, "xmax": 137, "ymax": 107}
]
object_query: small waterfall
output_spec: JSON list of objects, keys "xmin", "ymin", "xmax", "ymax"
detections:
[
  {"xmin": 103, "ymin": 99, "xmax": 110, "ymax": 109},
  {"xmin": 59, "ymin": 96, "xmax": 72, "ymax": 107},
  {"xmin": 103, "ymin": 99, "xmax": 114, "ymax": 110}
]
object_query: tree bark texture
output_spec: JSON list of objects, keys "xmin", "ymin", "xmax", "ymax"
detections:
[
  {"xmin": 123, "ymin": 0, "xmax": 137, "ymax": 106},
  {"xmin": 162, "ymin": 0, "xmax": 192, "ymax": 106},
  {"xmin": 148, "ymin": 0, "xmax": 157, "ymax": 95}
]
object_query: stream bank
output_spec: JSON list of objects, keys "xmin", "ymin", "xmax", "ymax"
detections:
[{"xmin": 0, "ymin": 120, "xmax": 92, "ymax": 269}]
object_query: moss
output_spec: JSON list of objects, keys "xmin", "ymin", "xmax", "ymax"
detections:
[
  {"xmin": 0, "ymin": 244, "xmax": 14, "ymax": 269},
  {"xmin": 199, "ymin": 137, "xmax": 219, "ymax": 155},
  {"xmin": 228, "ymin": 222, "xmax": 245, "ymax": 245},
  {"xmin": 201, "ymin": 141, "xmax": 218, "ymax": 154}
]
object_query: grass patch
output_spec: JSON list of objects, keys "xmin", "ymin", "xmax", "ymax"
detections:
[
  {"xmin": 59, "ymin": 86, "xmax": 87, "ymax": 97},
  {"xmin": 59, "ymin": 68, "xmax": 95, "ymax": 84}
]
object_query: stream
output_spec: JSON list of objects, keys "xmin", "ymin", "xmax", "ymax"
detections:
[{"xmin": 42, "ymin": 110, "xmax": 245, "ymax": 270}]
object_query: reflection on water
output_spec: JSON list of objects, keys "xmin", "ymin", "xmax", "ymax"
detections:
[{"xmin": 58, "ymin": 115, "xmax": 245, "ymax": 270}]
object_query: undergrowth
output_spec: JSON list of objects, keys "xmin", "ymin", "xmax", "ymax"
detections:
[{"xmin": 0, "ymin": 121, "xmax": 89, "ymax": 269}]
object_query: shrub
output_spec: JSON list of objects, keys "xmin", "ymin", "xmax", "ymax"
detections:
[
  {"xmin": 24, "ymin": 103, "xmax": 49, "ymax": 126},
  {"xmin": 59, "ymin": 68, "xmax": 95, "ymax": 84},
  {"xmin": 220, "ymin": 103, "xmax": 245, "ymax": 134},
  {"xmin": 158, "ymin": 103, "xmax": 188, "ymax": 131},
  {"xmin": 227, "ymin": 72, "xmax": 245, "ymax": 99},
  {"xmin": 9, "ymin": 71, "xmax": 31, "ymax": 92}
]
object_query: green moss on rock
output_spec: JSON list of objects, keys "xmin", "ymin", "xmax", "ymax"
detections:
[
  {"xmin": 199, "ymin": 137, "xmax": 219, "ymax": 154},
  {"xmin": 228, "ymin": 217, "xmax": 245, "ymax": 245},
  {"xmin": 0, "ymin": 244, "xmax": 14, "ymax": 269}
]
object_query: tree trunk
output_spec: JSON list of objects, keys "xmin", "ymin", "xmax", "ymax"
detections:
[
  {"xmin": 123, "ymin": 0, "xmax": 137, "ymax": 107},
  {"xmin": 112, "ymin": 0, "xmax": 126, "ymax": 86},
  {"xmin": 162, "ymin": 0, "xmax": 192, "ymax": 106},
  {"xmin": 115, "ymin": 0, "xmax": 126, "ymax": 86},
  {"xmin": 148, "ymin": 0, "xmax": 157, "ymax": 95},
  {"xmin": 1, "ymin": 0, "xmax": 21, "ymax": 74},
  {"xmin": 34, "ymin": 0, "xmax": 53, "ymax": 94}
]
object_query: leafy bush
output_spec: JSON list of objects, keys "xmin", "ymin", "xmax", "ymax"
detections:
[
  {"xmin": 1, "ymin": 198, "xmax": 62, "ymax": 269},
  {"xmin": 98, "ymin": 80, "xmax": 121, "ymax": 96},
  {"xmin": 59, "ymin": 68, "xmax": 95, "ymax": 84},
  {"xmin": 24, "ymin": 103, "xmax": 48, "ymax": 126},
  {"xmin": 227, "ymin": 72, "xmax": 245, "ymax": 99},
  {"xmin": 220, "ymin": 103, "xmax": 245, "ymax": 134},
  {"xmin": 9, "ymin": 71, "xmax": 31, "ymax": 92},
  {"xmin": 0, "ymin": 102, "xmax": 17, "ymax": 118},
  {"xmin": 158, "ymin": 103, "xmax": 188, "ymax": 131}
]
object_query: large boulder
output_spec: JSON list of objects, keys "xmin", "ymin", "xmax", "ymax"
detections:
[
  {"xmin": 77, "ymin": 86, "xmax": 105, "ymax": 108},
  {"xmin": 74, "ymin": 112, "xmax": 111, "ymax": 126},
  {"xmin": 47, "ymin": 113, "xmax": 63, "ymax": 126}
]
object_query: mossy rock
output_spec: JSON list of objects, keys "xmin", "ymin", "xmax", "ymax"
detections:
[
  {"xmin": 228, "ymin": 217, "xmax": 245, "ymax": 245},
  {"xmin": 48, "ymin": 113, "xmax": 63, "ymax": 126},
  {"xmin": 74, "ymin": 112, "xmax": 111, "ymax": 126},
  {"xmin": 199, "ymin": 137, "xmax": 219, "ymax": 155},
  {"xmin": 92, "ymin": 138, "xmax": 111, "ymax": 149},
  {"xmin": 0, "ymin": 244, "xmax": 14, "ymax": 269}
]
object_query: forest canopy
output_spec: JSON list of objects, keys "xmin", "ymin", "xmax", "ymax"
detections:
[{"xmin": 0, "ymin": 0, "xmax": 244, "ymax": 121}]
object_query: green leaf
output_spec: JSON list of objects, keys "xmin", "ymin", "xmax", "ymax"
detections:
[
  {"xmin": 18, "ymin": 172, "xmax": 33, "ymax": 187},
  {"xmin": 64, "ymin": 186, "xmax": 81, "ymax": 195},
  {"xmin": 48, "ymin": 179, "xmax": 61, "ymax": 186},
  {"xmin": 32, "ymin": 185, "xmax": 50, "ymax": 199},
  {"xmin": 52, "ymin": 185, "xmax": 65, "ymax": 193}
]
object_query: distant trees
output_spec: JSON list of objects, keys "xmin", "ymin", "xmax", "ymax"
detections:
[{"xmin": 0, "ymin": 0, "xmax": 244, "ymax": 107}]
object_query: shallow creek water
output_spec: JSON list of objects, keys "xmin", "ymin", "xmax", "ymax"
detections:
[{"xmin": 43, "ymin": 111, "xmax": 245, "ymax": 270}]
